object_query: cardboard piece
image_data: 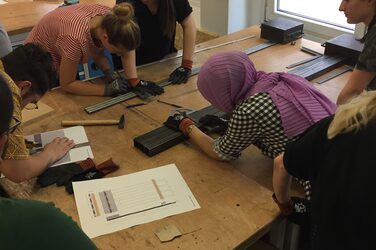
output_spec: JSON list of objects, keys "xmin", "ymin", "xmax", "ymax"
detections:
[
  {"xmin": 154, "ymin": 224, "xmax": 182, "ymax": 242},
  {"xmin": 21, "ymin": 101, "xmax": 54, "ymax": 125}
]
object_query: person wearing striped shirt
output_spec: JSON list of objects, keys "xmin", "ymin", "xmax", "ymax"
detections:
[{"xmin": 25, "ymin": 3, "xmax": 163, "ymax": 97}]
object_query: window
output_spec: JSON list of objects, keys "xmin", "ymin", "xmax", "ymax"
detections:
[{"xmin": 266, "ymin": 0, "xmax": 364, "ymax": 42}]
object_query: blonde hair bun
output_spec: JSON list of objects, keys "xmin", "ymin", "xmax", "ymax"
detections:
[{"xmin": 113, "ymin": 3, "xmax": 134, "ymax": 22}]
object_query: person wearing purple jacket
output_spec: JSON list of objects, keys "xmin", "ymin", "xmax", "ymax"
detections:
[{"xmin": 164, "ymin": 50, "xmax": 336, "ymax": 198}]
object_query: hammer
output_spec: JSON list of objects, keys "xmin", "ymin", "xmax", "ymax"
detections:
[{"xmin": 61, "ymin": 114, "xmax": 125, "ymax": 129}]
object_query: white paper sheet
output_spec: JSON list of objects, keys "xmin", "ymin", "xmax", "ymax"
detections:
[
  {"xmin": 25, "ymin": 126, "xmax": 93, "ymax": 167},
  {"xmin": 0, "ymin": 1, "xmax": 8, "ymax": 5},
  {"xmin": 73, "ymin": 164, "xmax": 200, "ymax": 238}
]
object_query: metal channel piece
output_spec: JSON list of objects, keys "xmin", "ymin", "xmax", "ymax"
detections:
[{"xmin": 84, "ymin": 41, "xmax": 277, "ymax": 114}]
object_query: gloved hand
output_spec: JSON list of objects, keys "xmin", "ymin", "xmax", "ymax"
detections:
[
  {"xmin": 199, "ymin": 114, "xmax": 229, "ymax": 134},
  {"xmin": 104, "ymin": 77, "xmax": 132, "ymax": 96},
  {"xmin": 103, "ymin": 68, "xmax": 115, "ymax": 83},
  {"xmin": 169, "ymin": 59, "xmax": 192, "ymax": 84},
  {"xmin": 164, "ymin": 113, "xmax": 195, "ymax": 135},
  {"xmin": 272, "ymin": 193, "xmax": 310, "ymax": 225},
  {"xmin": 132, "ymin": 80, "xmax": 164, "ymax": 99}
]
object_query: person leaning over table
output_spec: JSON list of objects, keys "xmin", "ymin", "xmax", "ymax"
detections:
[
  {"xmin": 0, "ymin": 23, "xmax": 12, "ymax": 58},
  {"xmin": 0, "ymin": 75, "xmax": 97, "ymax": 250},
  {"xmin": 114, "ymin": 0, "xmax": 197, "ymax": 84},
  {"xmin": 337, "ymin": 0, "xmax": 376, "ymax": 104},
  {"xmin": 164, "ymin": 51, "xmax": 336, "ymax": 198},
  {"xmin": 273, "ymin": 91, "xmax": 376, "ymax": 249},
  {"xmin": 25, "ymin": 3, "xmax": 164, "ymax": 97},
  {"xmin": 0, "ymin": 44, "xmax": 75, "ymax": 183}
]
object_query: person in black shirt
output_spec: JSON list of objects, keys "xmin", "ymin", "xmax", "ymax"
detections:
[
  {"xmin": 115, "ymin": 0, "xmax": 196, "ymax": 84},
  {"xmin": 273, "ymin": 91, "xmax": 376, "ymax": 249}
]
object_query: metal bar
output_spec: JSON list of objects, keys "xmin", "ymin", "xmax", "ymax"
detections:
[
  {"xmin": 84, "ymin": 41, "xmax": 277, "ymax": 114},
  {"xmin": 133, "ymin": 106, "xmax": 226, "ymax": 156},
  {"xmin": 300, "ymin": 46, "xmax": 323, "ymax": 56},
  {"xmin": 316, "ymin": 66, "xmax": 353, "ymax": 84},
  {"xmin": 285, "ymin": 55, "xmax": 322, "ymax": 69},
  {"xmin": 137, "ymin": 35, "xmax": 256, "ymax": 69}
]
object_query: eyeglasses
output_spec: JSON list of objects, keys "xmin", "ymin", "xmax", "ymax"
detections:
[
  {"xmin": 6, "ymin": 116, "xmax": 21, "ymax": 135},
  {"xmin": 25, "ymin": 102, "xmax": 39, "ymax": 110}
]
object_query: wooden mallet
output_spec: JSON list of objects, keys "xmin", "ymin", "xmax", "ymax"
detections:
[{"xmin": 61, "ymin": 114, "xmax": 125, "ymax": 129}]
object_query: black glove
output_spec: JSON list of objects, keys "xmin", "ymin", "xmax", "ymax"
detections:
[
  {"xmin": 132, "ymin": 80, "xmax": 164, "ymax": 99},
  {"xmin": 37, "ymin": 163, "xmax": 83, "ymax": 187},
  {"xmin": 272, "ymin": 194, "xmax": 310, "ymax": 226},
  {"xmin": 103, "ymin": 69, "xmax": 115, "ymax": 83},
  {"xmin": 164, "ymin": 113, "xmax": 195, "ymax": 135},
  {"xmin": 104, "ymin": 77, "xmax": 132, "ymax": 96},
  {"xmin": 65, "ymin": 167, "xmax": 105, "ymax": 194},
  {"xmin": 169, "ymin": 66, "xmax": 191, "ymax": 84},
  {"xmin": 199, "ymin": 114, "xmax": 229, "ymax": 134}
]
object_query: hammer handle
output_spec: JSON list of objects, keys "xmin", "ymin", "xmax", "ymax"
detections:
[{"xmin": 61, "ymin": 120, "xmax": 119, "ymax": 126}]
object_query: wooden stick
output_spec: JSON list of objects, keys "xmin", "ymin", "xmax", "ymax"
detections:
[{"xmin": 61, "ymin": 120, "xmax": 119, "ymax": 126}]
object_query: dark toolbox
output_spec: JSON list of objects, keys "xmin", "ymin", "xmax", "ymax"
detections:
[
  {"xmin": 261, "ymin": 17, "xmax": 304, "ymax": 43},
  {"xmin": 134, "ymin": 106, "xmax": 226, "ymax": 156},
  {"xmin": 324, "ymin": 33, "xmax": 364, "ymax": 66}
]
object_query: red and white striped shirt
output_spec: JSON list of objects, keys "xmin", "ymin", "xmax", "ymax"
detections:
[{"xmin": 25, "ymin": 4, "xmax": 111, "ymax": 71}]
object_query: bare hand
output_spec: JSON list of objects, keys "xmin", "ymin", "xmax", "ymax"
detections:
[{"xmin": 43, "ymin": 137, "xmax": 75, "ymax": 163}]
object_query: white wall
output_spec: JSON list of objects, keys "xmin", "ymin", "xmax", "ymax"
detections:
[{"xmin": 199, "ymin": 0, "xmax": 266, "ymax": 35}]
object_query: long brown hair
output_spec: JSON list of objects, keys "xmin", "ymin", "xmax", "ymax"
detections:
[
  {"xmin": 101, "ymin": 3, "xmax": 141, "ymax": 50},
  {"xmin": 158, "ymin": 0, "xmax": 176, "ymax": 39}
]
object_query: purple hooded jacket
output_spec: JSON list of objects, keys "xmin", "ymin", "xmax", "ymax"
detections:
[{"xmin": 197, "ymin": 51, "xmax": 336, "ymax": 138}]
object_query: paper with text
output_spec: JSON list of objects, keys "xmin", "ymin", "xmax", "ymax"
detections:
[
  {"xmin": 25, "ymin": 126, "xmax": 93, "ymax": 167},
  {"xmin": 73, "ymin": 164, "xmax": 200, "ymax": 238}
]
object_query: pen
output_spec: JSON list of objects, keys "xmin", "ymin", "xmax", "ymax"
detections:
[
  {"xmin": 126, "ymin": 103, "xmax": 146, "ymax": 109},
  {"xmin": 157, "ymin": 100, "xmax": 183, "ymax": 108}
]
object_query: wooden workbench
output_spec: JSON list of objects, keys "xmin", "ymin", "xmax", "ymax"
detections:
[
  {"xmin": 1, "ymin": 0, "xmax": 115, "ymax": 36},
  {"xmin": 22, "ymin": 26, "xmax": 348, "ymax": 249}
]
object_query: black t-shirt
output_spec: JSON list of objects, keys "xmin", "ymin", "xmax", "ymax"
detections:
[
  {"xmin": 116, "ymin": 0, "xmax": 192, "ymax": 65},
  {"xmin": 284, "ymin": 115, "xmax": 376, "ymax": 250}
]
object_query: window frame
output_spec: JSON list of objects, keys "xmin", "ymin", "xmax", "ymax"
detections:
[{"xmin": 265, "ymin": 0, "xmax": 366, "ymax": 42}]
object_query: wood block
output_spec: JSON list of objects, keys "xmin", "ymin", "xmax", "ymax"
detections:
[{"xmin": 22, "ymin": 101, "xmax": 54, "ymax": 125}]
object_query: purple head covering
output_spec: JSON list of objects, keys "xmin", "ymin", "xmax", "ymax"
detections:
[
  {"xmin": 197, "ymin": 50, "xmax": 336, "ymax": 138},
  {"xmin": 197, "ymin": 50, "xmax": 260, "ymax": 113}
]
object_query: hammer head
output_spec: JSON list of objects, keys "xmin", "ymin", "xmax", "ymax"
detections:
[{"xmin": 118, "ymin": 114, "xmax": 125, "ymax": 129}]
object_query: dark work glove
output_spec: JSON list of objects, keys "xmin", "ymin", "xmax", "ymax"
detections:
[
  {"xmin": 164, "ymin": 113, "xmax": 195, "ymax": 135},
  {"xmin": 169, "ymin": 66, "xmax": 191, "ymax": 84},
  {"xmin": 132, "ymin": 80, "xmax": 164, "ymax": 99},
  {"xmin": 65, "ymin": 167, "xmax": 105, "ymax": 194},
  {"xmin": 104, "ymin": 77, "xmax": 132, "ymax": 96},
  {"xmin": 199, "ymin": 114, "xmax": 229, "ymax": 134},
  {"xmin": 37, "ymin": 163, "xmax": 83, "ymax": 187},
  {"xmin": 103, "ymin": 69, "xmax": 115, "ymax": 83},
  {"xmin": 272, "ymin": 194, "xmax": 310, "ymax": 226}
]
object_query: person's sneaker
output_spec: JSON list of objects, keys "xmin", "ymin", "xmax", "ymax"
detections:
[{"xmin": 287, "ymin": 197, "xmax": 310, "ymax": 226}]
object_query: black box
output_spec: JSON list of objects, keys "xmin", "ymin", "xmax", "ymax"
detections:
[
  {"xmin": 261, "ymin": 17, "xmax": 304, "ymax": 43},
  {"xmin": 324, "ymin": 34, "xmax": 364, "ymax": 66}
]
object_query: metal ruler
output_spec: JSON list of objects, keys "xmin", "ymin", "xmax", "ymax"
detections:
[{"xmin": 84, "ymin": 41, "xmax": 277, "ymax": 114}]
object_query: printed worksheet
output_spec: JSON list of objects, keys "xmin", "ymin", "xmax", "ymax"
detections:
[
  {"xmin": 25, "ymin": 126, "xmax": 93, "ymax": 167},
  {"xmin": 73, "ymin": 164, "xmax": 200, "ymax": 238}
]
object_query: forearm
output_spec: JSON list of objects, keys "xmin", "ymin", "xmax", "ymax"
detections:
[
  {"xmin": 273, "ymin": 154, "xmax": 292, "ymax": 203},
  {"xmin": 181, "ymin": 15, "xmax": 196, "ymax": 61},
  {"xmin": 121, "ymin": 50, "xmax": 138, "ymax": 82},
  {"xmin": 1, "ymin": 152, "xmax": 54, "ymax": 183},
  {"xmin": 60, "ymin": 80, "xmax": 105, "ymax": 96},
  {"xmin": 92, "ymin": 53, "xmax": 112, "ymax": 72},
  {"xmin": 337, "ymin": 69, "xmax": 376, "ymax": 104},
  {"xmin": 188, "ymin": 126, "xmax": 222, "ymax": 160}
]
